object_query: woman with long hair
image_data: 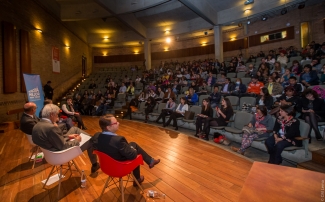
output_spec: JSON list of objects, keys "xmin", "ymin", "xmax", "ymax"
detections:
[
  {"xmin": 156, "ymin": 97, "xmax": 176, "ymax": 124},
  {"xmin": 164, "ymin": 97, "xmax": 188, "ymax": 130},
  {"xmin": 231, "ymin": 106, "xmax": 273, "ymax": 155},
  {"xmin": 195, "ymin": 99, "xmax": 213, "ymax": 137},
  {"xmin": 201, "ymin": 98, "xmax": 234, "ymax": 140},
  {"xmin": 298, "ymin": 89, "xmax": 325, "ymax": 141},
  {"xmin": 256, "ymin": 87, "xmax": 274, "ymax": 110},
  {"xmin": 265, "ymin": 105, "xmax": 301, "ymax": 164}
]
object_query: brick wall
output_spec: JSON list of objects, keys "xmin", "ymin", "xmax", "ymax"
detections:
[{"xmin": 0, "ymin": 0, "xmax": 92, "ymax": 123}]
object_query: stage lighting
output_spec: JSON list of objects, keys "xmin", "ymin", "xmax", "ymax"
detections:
[
  {"xmin": 262, "ymin": 16, "xmax": 268, "ymax": 21},
  {"xmin": 281, "ymin": 8, "xmax": 287, "ymax": 15}
]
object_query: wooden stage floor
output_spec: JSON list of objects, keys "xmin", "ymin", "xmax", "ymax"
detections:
[{"xmin": 0, "ymin": 116, "xmax": 253, "ymax": 202}]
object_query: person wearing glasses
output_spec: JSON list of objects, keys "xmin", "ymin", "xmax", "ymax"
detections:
[
  {"xmin": 32, "ymin": 104, "xmax": 100, "ymax": 173},
  {"xmin": 96, "ymin": 114, "xmax": 161, "ymax": 186}
]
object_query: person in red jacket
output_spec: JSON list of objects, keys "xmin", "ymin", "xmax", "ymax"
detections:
[{"xmin": 247, "ymin": 76, "xmax": 264, "ymax": 96}]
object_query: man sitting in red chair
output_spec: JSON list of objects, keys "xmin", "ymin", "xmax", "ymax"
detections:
[{"xmin": 95, "ymin": 115, "xmax": 160, "ymax": 186}]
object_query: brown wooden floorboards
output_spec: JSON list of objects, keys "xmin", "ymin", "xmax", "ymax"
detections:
[{"xmin": 0, "ymin": 116, "xmax": 253, "ymax": 202}]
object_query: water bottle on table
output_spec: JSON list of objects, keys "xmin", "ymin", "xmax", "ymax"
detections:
[
  {"xmin": 81, "ymin": 170, "xmax": 86, "ymax": 188},
  {"xmin": 146, "ymin": 190, "xmax": 166, "ymax": 201}
]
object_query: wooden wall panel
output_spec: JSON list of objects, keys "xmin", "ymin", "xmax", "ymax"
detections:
[
  {"xmin": 20, "ymin": 29, "xmax": 31, "ymax": 93},
  {"xmin": 249, "ymin": 26, "xmax": 295, "ymax": 47},
  {"xmin": 223, "ymin": 38, "xmax": 248, "ymax": 52},
  {"xmin": 2, "ymin": 21, "xmax": 17, "ymax": 93},
  {"xmin": 94, "ymin": 54, "xmax": 144, "ymax": 63}
]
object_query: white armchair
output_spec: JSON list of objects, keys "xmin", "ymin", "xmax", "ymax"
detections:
[
  {"xmin": 40, "ymin": 146, "xmax": 83, "ymax": 200},
  {"xmin": 25, "ymin": 134, "xmax": 40, "ymax": 169}
]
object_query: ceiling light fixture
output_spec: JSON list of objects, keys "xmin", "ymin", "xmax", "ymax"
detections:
[
  {"xmin": 66, "ymin": 45, "xmax": 70, "ymax": 49},
  {"xmin": 281, "ymin": 8, "xmax": 287, "ymax": 15},
  {"xmin": 247, "ymin": 20, "xmax": 251, "ymax": 25},
  {"xmin": 262, "ymin": 16, "xmax": 268, "ymax": 21},
  {"xmin": 36, "ymin": 29, "xmax": 42, "ymax": 33},
  {"xmin": 244, "ymin": 0, "xmax": 254, "ymax": 5},
  {"xmin": 166, "ymin": 38, "xmax": 171, "ymax": 43}
]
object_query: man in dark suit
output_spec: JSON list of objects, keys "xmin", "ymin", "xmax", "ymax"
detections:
[
  {"xmin": 220, "ymin": 78, "xmax": 235, "ymax": 96},
  {"xmin": 96, "ymin": 114, "xmax": 160, "ymax": 186},
  {"xmin": 32, "ymin": 104, "xmax": 99, "ymax": 173},
  {"xmin": 20, "ymin": 102, "xmax": 40, "ymax": 135}
]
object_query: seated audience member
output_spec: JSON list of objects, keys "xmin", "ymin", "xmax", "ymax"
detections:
[
  {"xmin": 148, "ymin": 89, "xmax": 157, "ymax": 99},
  {"xmin": 220, "ymin": 78, "xmax": 235, "ymax": 96},
  {"xmin": 231, "ymin": 105, "xmax": 273, "ymax": 155},
  {"xmin": 144, "ymin": 97, "xmax": 156, "ymax": 123},
  {"xmin": 286, "ymin": 76, "xmax": 303, "ymax": 95},
  {"xmin": 316, "ymin": 43, "xmax": 325, "ymax": 59},
  {"xmin": 209, "ymin": 86, "xmax": 221, "ymax": 108},
  {"xmin": 96, "ymin": 115, "xmax": 160, "ymax": 185},
  {"xmin": 62, "ymin": 96, "xmax": 87, "ymax": 130},
  {"xmin": 265, "ymin": 76, "xmax": 283, "ymax": 97},
  {"xmin": 265, "ymin": 105, "xmax": 301, "ymax": 165},
  {"xmin": 289, "ymin": 60, "xmax": 302, "ymax": 75},
  {"xmin": 298, "ymin": 89, "xmax": 325, "ymax": 142},
  {"xmin": 179, "ymin": 76, "xmax": 188, "ymax": 87},
  {"xmin": 276, "ymin": 52, "xmax": 288, "ymax": 66},
  {"xmin": 119, "ymin": 82, "xmax": 127, "ymax": 94},
  {"xmin": 215, "ymin": 73, "xmax": 226, "ymax": 87},
  {"xmin": 271, "ymin": 62, "xmax": 284, "ymax": 75},
  {"xmin": 232, "ymin": 78, "xmax": 247, "ymax": 96},
  {"xmin": 280, "ymin": 69, "xmax": 295, "ymax": 87},
  {"xmin": 321, "ymin": 64, "xmax": 325, "ymax": 84},
  {"xmin": 256, "ymin": 87, "xmax": 274, "ymax": 110},
  {"xmin": 236, "ymin": 61, "xmax": 247, "ymax": 72},
  {"xmin": 190, "ymin": 81, "xmax": 199, "ymax": 93},
  {"xmin": 155, "ymin": 87, "xmax": 165, "ymax": 101},
  {"xmin": 246, "ymin": 64, "xmax": 257, "ymax": 77},
  {"xmin": 164, "ymin": 97, "xmax": 188, "ymax": 130},
  {"xmin": 201, "ymin": 98, "xmax": 234, "ymax": 140},
  {"xmin": 96, "ymin": 95, "xmax": 114, "ymax": 116},
  {"xmin": 74, "ymin": 95, "xmax": 84, "ymax": 113},
  {"xmin": 310, "ymin": 58, "xmax": 322, "ymax": 73},
  {"xmin": 227, "ymin": 62, "xmax": 236, "ymax": 73},
  {"xmin": 32, "ymin": 104, "xmax": 99, "ymax": 173},
  {"xmin": 218, "ymin": 62, "xmax": 227, "ymax": 74},
  {"xmin": 155, "ymin": 98, "xmax": 176, "ymax": 124},
  {"xmin": 147, "ymin": 82, "xmax": 156, "ymax": 92},
  {"xmin": 246, "ymin": 76, "xmax": 265, "ymax": 96},
  {"xmin": 126, "ymin": 83, "xmax": 135, "ymax": 96},
  {"xmin": 195, "ymin": 99, "xmax": 213, "ymax": 137},
  {"xmin": 185, "ymin": 87, "xmax": 198, "ymax": 105},
  {"xmin": 258, "ymin": 63, "xmax": 270, "ymax": 78},
  {"xmin": 123, "ymin": 97, "xmax": 139, "ymax": 120},
  {"xmin": 299, "ymin": 64, "xmax": 320, "ymax": 86},
  {"xmin": 163, "ymin": 87, "xmax": 176, "ymax": 102},
  {"xmin": 206, "ymin": 72, "xmax": 216, "ymax": 87},
  {"xmin": 255, "ymin": 71, "xmax": 265, "ymax": 83},
  {"xmin": 274, "ymin": 86, "xmax": 299, "ymax": 108},
  {"xmin": 172, "ymin": 81, "xmax": 181, "ymax": 95},
  {"xmin": 197, "ymin": 81, "xmax": 211, "ymax": 96},
  {"xmin": 138, "ymin": 90, "xmax": 149, "ymax": 102},
  {"xmin": 88, "ymin": 81, "xmax": 97, "ymax": 89},
  {"xmin": 20, "ymin": 102, "xmax": 40, "ymax": 135}
]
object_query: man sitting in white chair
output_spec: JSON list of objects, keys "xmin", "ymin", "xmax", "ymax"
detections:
[{"xmin": 32, "ymin": 104, "xmax": 100, "ymax": 173}]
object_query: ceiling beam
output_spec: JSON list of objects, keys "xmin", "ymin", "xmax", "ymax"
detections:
[
  {"xmin": 179, "ymin": 0, "xmax": 218, "ymax": 25},
  {"xmin": 95, "ymin": 0, "xmax": 147, "ymax": 38}
]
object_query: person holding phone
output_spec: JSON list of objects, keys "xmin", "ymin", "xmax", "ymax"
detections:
[
  {"xmin": 164, "ymin": 97, "xmax": 188, "ymax": 130},
  {"xmin": 195, "ymin": 99, "xmax": 213, "ymax": 137}
]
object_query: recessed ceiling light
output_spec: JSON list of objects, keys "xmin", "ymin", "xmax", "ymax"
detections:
[
  {"xmin": 166, "ymin": 38, "xmax": 171, "ymax": 43},
  {"xmin": 244, "ymin": 0, "xmax": 254, "ymax": 5},
  {"xmin": 262, "ymin": 16, "xmax": 268, "ymax": 21},
  {"xmin": 247, "ymin": 20, "xmax": 251, "ymax": 25}
]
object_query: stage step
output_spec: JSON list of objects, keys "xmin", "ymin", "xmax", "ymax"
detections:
[
  {"xmin": 312, "ymin": 149, "xmax": 325, "ymax": 165},
  {"xmin": 297, "ymin": 149, "xmax": 325, "ymax": 174},
  {"xmin": 298, "ymin": 161, "xmax": 325, "ymax": 174}
]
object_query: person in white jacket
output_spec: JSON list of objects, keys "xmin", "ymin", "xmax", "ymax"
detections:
[{"xmin": 163, "ymin": 97, "xmax": 188, "ymax": 130}]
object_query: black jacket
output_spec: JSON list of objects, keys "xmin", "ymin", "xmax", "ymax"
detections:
[{"xmin": 20, "ymin": 113, "xmax": 40, "ymax": 135}]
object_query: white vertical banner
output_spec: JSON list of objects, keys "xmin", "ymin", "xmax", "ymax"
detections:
[{"xmin": 52, "ymin": 46, "xmax": 60, "ymax": 73}]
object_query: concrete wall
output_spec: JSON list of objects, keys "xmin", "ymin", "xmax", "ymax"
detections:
[{"xmin": 0, "ymin": 0, "xmax": 92, "ymax": 123}]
